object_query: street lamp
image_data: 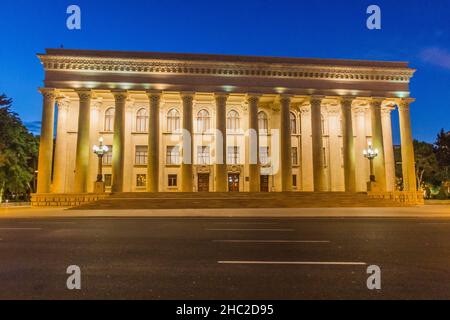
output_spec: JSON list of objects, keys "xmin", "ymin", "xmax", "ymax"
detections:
[
  {"xmin": 363, "ymin": 141, "xmax": 379, "ymax": 183},
  {"xmin": 93, "ymin": 137, "xmax": 109, "ymax": 193}
]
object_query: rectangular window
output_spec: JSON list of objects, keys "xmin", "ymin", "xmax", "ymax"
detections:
[
  {"xmin": 103, "ymin": 146, "xmax": 113, "ymax": 165},
  {"xmin": 104, "ymin": 174, "xmax": 112, "ymax": 187},
  {"xmin": 292, "ymin": 147, "xmax": 298, "ymax": 166},
  {"xmin": 227, "ymin": 146, "xmax": 240, "ymax": 165},
  {"xmin": 168, "ymin": 174, "xmax": 177, "ymax": 187},
  {"xmin": 197, "ymin": 146, "xmax": 210, "ymax": 165},
  {"xmin": 136, "ymin": 174, "xmax": 146, "ymax": 187},
  {"xmin": 135, "ymin": 146, "xmax": 148, "ymax": 165},
  {"xmin": 166, "ymin": 146, "xmax": 180, "ymax": 165},
  {"xmin": 293, "ymin": 175, "xmax": 297, "ymax": 187},
  {"xmin": 260, "ymin": 147, "xmax": 269, "ymax": 166},
  {"xmin": 323, "ymin": 147, "xmax": 327, "ymax": 168}
]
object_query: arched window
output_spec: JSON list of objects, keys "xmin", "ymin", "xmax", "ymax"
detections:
[
  {"xmin": 227, "ymin": 110, "xmax": 240, "ymax": 131},
  {"xmin": 290, "ymin": 112, "xmax": 297, "ymax": 134},
  {"xmin": 136, "ymin": 108, "xmax": 148, "ymax": 133},
  {"xmin": 104, "ymin": 108, "xmax": 115, "ymax": 132},
  {"xmin": 167, "ymin": 109, "xmax": 180, "ymax": 132},
  {"xmin": 258, "ymin": 111, "xmax": 268, "ymax": 134},
  {"xmin": 197, "ymin": 109, "xmax": 210, "ymax": 133}
]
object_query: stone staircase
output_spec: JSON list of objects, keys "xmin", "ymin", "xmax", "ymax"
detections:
[{"xmin": 73, "ymin": 192, "xmax": 407, "ymax": 210}]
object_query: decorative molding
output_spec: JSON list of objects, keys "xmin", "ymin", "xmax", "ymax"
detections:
[
  {"xmin": 38, "ymin": 55, "xmax": 415, "ymax": 83},
  {"xmin": 39, "ymin": 88, "xmax": 57, "ymax": 100}
]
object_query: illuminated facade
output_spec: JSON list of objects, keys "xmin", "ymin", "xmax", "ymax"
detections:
[{"xmin": 36, "ymin": 49, "xmax": 417, "ymax": 194}]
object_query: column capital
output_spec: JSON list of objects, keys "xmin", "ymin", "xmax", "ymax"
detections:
[
  {"xmin": 279, "ymin": 94, "xmax": 292, "ymax": 105},
  {"xmin": 246, "ymin": 93, "xmax": 261, "ymax": 105},
  {"xmin": 39, "ymin": 88, "xmax": 57, "ymax": 100},
  {"xmin": 309, "ymin": 95, "xmax": 324, "ymax": 108},
  {"xmin": 369, "ymin": 97, "xmax": 386, "ymax": 107},
  {"xmin": 181, "ymin": 92, "xmax": 195, "ymax": 104},
  {"xmin": 111, "ymin": 90, "xmax": 128, "ymax": 102},
  {"xmin": 381, "ymin": 106, "xmax": 395, "ymax": 116},
  {"xmin": 75, "ymin": 89, "xmax": 92, "ymax": 102},
  {"xmin": 146, "ymin": 90, "xmax": 161, "ymax": 105},
  {"xmin": 339, "ymin": 96, "xmax": 355, "ymax": 107},
  {"xmin": 398, "ymin": 97, "xmax": 415, "ymax": 110},
  {"xmin": 215, "ymin": 93, "xmax": 229, "ymax": 105}
]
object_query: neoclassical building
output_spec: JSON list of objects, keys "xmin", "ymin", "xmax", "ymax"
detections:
[{"xmin": 36, "ymin": 49, "xmax": 417, "ymax": 195}]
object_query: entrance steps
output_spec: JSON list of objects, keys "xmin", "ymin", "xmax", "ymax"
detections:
[{"xmin": 74, "ymin": 192, "xmax": 406, "ymax": 210}]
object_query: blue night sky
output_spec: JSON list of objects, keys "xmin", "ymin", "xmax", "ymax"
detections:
[{"xmin": 0, "ymin": 0, "xmax": 449, "ymax": 143}]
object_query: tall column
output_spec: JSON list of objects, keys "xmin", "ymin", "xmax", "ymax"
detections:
[
  {"xmin": 280, "ymin": 95, "xmax": 292, "ymax": 192},
  {"xmin": 341, "ymin": 97, "xmax": 356, "ymax": 192},
  {"xmin": 310, "ymin": 96, "xmax": 326, "ymax": 192},
  {"xmin": 398, "ymin": 98, "xmax": 417, "ymax": 192},
  {"xmin": 247, "ymin": 94, "xmax": 261, "ymax": 192},
  {"xmin": 215, "ymin": 93, "xmax": 228, "ymax": 192},
  {"xmin": 111, "ymin": 90, "xmax": 127, "ymax": 193},
  {"xmin": 146, "ymin": 91, "xmax": 161, "ymax": 193},
  {"xmin": 37, "ymin": 88, "xmax": 56, "ymax": 194},
  {"xmin": 354, "ymin": 106, "xmax": 368, "ymax": 191},
  {"xmin": 52, "ymin": 98, "xmax": 70, "ymax": 193},
  {"xmin": 181, "ymin": 92, "xmax": 194, "ymax": 192},
  {"xmin": 370, "ymin": 98, "xmax": 387, "ymax": 191},
  {"xmin": 300, "ymin": 105, "xmax": 314, "ymax": 191},
  {"xmin": 381, "ymin": 106, "xmax": 396, "ymax": 191},
  {"xmin": 88, "ymin": 100, "xmax": 102, "ymax": 192},
  {"xmin": 327, "ymin": 105, "xmax": 342, "ymax": 191},
  {"xmin": 74, "ymin": 90, "xmax": 92, "ymax": 193}
]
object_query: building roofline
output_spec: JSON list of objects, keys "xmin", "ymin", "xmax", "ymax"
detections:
[{"xmin": 40, "ymin": 48, "xmax": 411, "ymax": 69}]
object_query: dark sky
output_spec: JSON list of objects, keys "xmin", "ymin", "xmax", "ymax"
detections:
[{"xmin": 1, "ymin": 0, "xmax": 449, "ymax": 143}]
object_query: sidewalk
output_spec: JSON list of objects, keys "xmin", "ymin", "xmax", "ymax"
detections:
[{"xmin": 1, "ymin": 205, "xmax": 450, "ymax": 219}]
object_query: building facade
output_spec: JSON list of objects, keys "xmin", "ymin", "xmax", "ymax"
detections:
[{"xmin": 36, "ymin": 49, "xmax": 417, "ymax": 194}]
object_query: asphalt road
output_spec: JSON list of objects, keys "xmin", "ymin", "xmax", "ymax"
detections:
[{"xmin": 0, "ymin": 217, "xmax": 449, "ymax": 300}]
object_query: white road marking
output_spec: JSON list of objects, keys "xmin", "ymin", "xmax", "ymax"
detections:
[
  {"xmin": 213, "ymin": 240, "xmax": 330, "ymax": 243},
  {"xmin": 0, "ymin": 228, "xmax": 42, "ymax": 230},
  {"xmin": 206, "ymin": 229, "xmax": 295, "ymax": 232},
  {"xmin": 218, "ymin": 261, "xmax": 367, "ymax": 266}
]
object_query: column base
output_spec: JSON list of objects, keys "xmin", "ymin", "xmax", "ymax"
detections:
[{"xmin": 94, "ymin": 181, "xmax": 106, "ymax": 194}]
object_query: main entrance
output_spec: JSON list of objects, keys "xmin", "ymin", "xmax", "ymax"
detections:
[
  {"xmin": 228, "ymin": 174, "xmax": 240, "ymax": 192},
  {"xmin": 198, "ymin": 174, "xmax": 210, "ymax": 192},
  {"xmin": 260, "ymin": 175, "xmax": 269, "ymax": 192}
]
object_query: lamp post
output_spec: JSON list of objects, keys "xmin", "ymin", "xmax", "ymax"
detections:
[
  {"xmin": 363, "ymin": 141, "xmax": 379, "ymax": 190},
  {"xmin": 93, "ymin": 137, "xmax": 109, "ymax": 193}
]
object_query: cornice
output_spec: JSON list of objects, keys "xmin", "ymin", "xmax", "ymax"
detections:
[{"xmin": 38, "ymin": 54, "xmax": 415, "ymax": 83}]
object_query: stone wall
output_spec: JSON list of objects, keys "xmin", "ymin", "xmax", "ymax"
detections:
[{"xmin": 31, "ymin": 193, "xmax": 110, "ymax": 208}]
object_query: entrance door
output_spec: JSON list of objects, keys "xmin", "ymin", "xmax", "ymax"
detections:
[
  {"xmin": 228, "ymin": 174, "xmax": 240, "ymax": 192},
  {"xmin": 260, "ymin": 175, "xmax": 269, "ymax": 192},
  {"xmin": 198, "ymin": 174, "xmax": 210, "ymax": 192}
]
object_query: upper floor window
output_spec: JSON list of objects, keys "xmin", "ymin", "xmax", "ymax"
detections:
[
  {"xmin": 227, "ymin": 146, "xmax": 240, "ymax": 165},
  {"xmin": 166, "ymin": 146, "xmax": 180, "ymax": 165},
  {"xmin": 260, "ymin": 147, "xmax": 270, "ymax": 166},
  {"xmin": 103, "ymin": 145, "xmax": 113, "ymax": 165},
  {"xmin": 104, "ymin": 108, "xmax": 115, "ymax": 132},
  {"xmin": 258, "ymin": 111, "xmax": 268, "ymax": 134},
  {"xmin": 197, "ymin": 146, "xmax": 210, "ymax": 165},
  {"xmin": 135, "ymin": 145, "xmax": 148, "ymax": 165},
  {"xmin": 197, "ymin": 109, "xmax": 210, "ymax": 133},
  {"xmin": 136, "ymin": 108, "xmax": 148, "ymax": 133},
  {"xmin": 227, "ymin": 110, "xmax": 240, "ymax": 131},
  {"xmin": 167, "ymin": 109, "xmax": 180, "ymax": 132},
  {"xmin": 292, "ymin": 147, "xmax": 299, "ymax": 166},
  {"xmin": 290, "ymin": 112, "xmax": 297, "ymax": 134}
]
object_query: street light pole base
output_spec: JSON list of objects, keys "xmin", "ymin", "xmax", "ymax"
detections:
[
  {"xmin": 94, "ymin": 181, "xmax": 106, "ymax": 194},
  {"xmin": 367, "ymin": 181, "xmax": 381, "ymax": 192}
]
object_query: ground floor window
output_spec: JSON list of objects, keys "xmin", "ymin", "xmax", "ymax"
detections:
[
  {"xmin": 103, "ymin": 146, "xmax": 113, "ymax": 165},
  {"xmin": 168, "ymin": 174, "xmax": 178, "ymax": 187},
  {"xmin": 292, "ymin": 147, "xmax": 298, "ymax": 166},
  {"xmin": 104, "ymin": 174, "xmax": 112, "ymax": 187},
  {"xmin": 293, "ymin": 175, "xmax": 297, "ymax": 187},
  {"xmin": 136, "ymin": 174, "xmax": 147, "ymax": 187}
]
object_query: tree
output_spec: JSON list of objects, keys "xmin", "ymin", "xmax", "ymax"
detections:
[
  {"xmin": 0, "ymin": 94, "xmax": 39, "ymax": 202},
  {"xmin": 434, "ymin": 129, "xmax": 450, "ymax": 181},
  {"xmin": 414, "ymin": 140, "xmax": 442, "ymax": 189}
]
